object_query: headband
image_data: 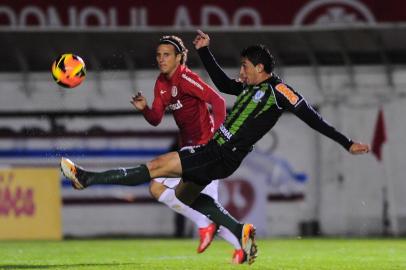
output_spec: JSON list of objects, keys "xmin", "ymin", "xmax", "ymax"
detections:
[{"xmin": 160, "ymin": 39, "xmax": 182, "ymax": 53}]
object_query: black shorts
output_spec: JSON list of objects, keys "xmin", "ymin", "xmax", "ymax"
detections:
[{"xmin": 178, "ymin": 141, "xmax": 245, "ymax": 186}]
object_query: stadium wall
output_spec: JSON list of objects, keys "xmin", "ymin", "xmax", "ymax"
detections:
[{"xmin": 1, "ymin": 66, "xmax": 405, "ymax": 236}]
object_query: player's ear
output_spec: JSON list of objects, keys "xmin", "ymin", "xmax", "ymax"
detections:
[
  {"xmin": 176, "ymin": 53, "xmax": 182, "ymax": 63},
  {"xmin": 256, "ymin": 64, "xmax": 264, "ymax": 73}
]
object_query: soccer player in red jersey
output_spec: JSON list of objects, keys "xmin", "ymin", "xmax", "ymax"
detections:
[{"xmin": 130, "ymin": 35, "xmax": 246, "ymax": 263}]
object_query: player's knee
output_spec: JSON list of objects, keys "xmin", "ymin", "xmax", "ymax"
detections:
[
  {"xmin": 147, "ymin": 152, "xmax": 181, "ymax": 178},
  {"xmin": 147, "ymin": 155, "xmax": 168, "ymax": 173},
  {"xmin": 149, "ymin": 180, "xmax": 167, "ymax": 200},
  {"xmin": 146, "ymin": 158, "xmax": 159, "ymax": 172},
  {"xmin": 175, "ymin": 181, "xmax": 203, "ymax": 205}
]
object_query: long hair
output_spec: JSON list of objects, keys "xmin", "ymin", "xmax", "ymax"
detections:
[{"xmin": 159, "ymin": 35, "xmax": 188, "ymax": 64}]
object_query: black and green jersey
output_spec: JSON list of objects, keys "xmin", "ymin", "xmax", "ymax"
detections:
[
  {"xmin": 213, "ymin": 77, "xmax": 284, "ymax": 152},
  {"xmin": 198, "ymin": 47, "xmax": 353, "ymax": 157}
]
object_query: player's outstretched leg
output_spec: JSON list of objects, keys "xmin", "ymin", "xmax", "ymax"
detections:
[{"xmin": 60, "ymin": 157, "xmax": 151, "ymax": 189}]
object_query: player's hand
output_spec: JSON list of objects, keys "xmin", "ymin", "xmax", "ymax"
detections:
[
  {"xmin": 193, "ymin": 29, "xmax": 210, "ymax": 49},
  {"xmin": 349, "ymin": 142, "xmax": 370, "ymax": 155},
  {"xmin": 130, "ymin": 91, "xmax": 147, "ymax": 111}
]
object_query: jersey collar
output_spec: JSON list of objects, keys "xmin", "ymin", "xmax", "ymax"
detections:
[
  {"xmin": 161, "ymin": 64, "xmax": 185, "ymax": 85},
  {"xmin": 253, "ymin": 74, "xmax": 280, "ymax": 90}
]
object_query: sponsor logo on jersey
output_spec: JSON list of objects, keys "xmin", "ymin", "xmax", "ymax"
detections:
[
  {"xmin": 181, "ymin": 74, "xmax": 203, "ymax": 90},
  {"xmin": 253, "ymin": 90, "xmax": 265, "ymax": 103},
  {"xmin": 171, "ymin": 86, "xmax": 178, "ymax": 97},
  {"xmin": 219, "ymin": 124, "xmax": 233, "ymax": 140},
  {"xmin": 168, "ymin": 99, "xmax": 183, "ymax": 111},
  {"xmin": 275, "ymin": 83, "xmax": 299, "ymax": 105}
]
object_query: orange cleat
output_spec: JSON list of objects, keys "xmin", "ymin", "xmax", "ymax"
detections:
[
  {"xmin": 241, "ymin": 223, "xmax": 258, "ymax": 265},
  {"xmin": 231, "ymin": 249, "xmax": 247, "ymax": 264},
  {"xmin": 197, "ymin": 223, "xmax": 217, "ymax": 253},
  {"xmin": 60, "ymin": 157, "xmax": 86, "ymax": 190}
]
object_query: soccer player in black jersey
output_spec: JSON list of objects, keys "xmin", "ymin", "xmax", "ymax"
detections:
[{"xmin": 61, "ymin": 30, "xmax": 369, "ymax": 265}]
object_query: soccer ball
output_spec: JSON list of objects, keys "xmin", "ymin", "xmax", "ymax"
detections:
[{"xmin": 51, "ymin": 53, "xmax": 86, "ymax": 88}]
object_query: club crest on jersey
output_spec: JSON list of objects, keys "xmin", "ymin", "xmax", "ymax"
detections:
[
  {"xmin": 253, "ymin": 90, "xmax": 265, "ymax": 103},
  {"xmin": 171, "ymin": 86, "xmax": 178, "ymax": 97}
]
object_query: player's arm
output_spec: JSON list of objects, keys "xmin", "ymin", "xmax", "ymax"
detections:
[
  {"xmin": 181, "ymin": 72, "xmax": 226, "ymax": 131},
  {"xmin": 206, "ymin": 87, "xmax": 226, "ymax": 131},
  {"xmin": 131, "ymin": 86, "xmax": 165, "ymax": 126},
  {"xmin": 194, "ymin": 30, "xmax": 244, "ymax": 96},
  {"xmin": 274, "ymin": 83, "xmax": 369, "ymax": 154}
]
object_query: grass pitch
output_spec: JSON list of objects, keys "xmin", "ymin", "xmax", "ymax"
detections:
[{"xmin": 1, "ymin": 238, "xmax": 405, "ymax": 269}]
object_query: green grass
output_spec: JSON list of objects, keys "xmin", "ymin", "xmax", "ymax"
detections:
[{"xmin": 0, "ymin": 238, "xmax": 405, "ymax": 269}]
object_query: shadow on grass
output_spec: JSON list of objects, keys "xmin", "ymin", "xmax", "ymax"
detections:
[{"xmin": 0, "ymin": 263, "xmax": 139, "ymax": 269}]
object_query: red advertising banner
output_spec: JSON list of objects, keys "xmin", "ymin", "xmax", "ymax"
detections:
[{"xmin": 0, "ymin": 0, "xmax": 405, "ymax": 29}]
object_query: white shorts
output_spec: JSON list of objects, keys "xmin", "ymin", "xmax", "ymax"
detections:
[
  {"xmin": 153, "ymin": 145, "xmax": 219, "ymax": 201},
  {"xmin": 153, "ymin": 178, "xmax": 219, "ymax": 201}
]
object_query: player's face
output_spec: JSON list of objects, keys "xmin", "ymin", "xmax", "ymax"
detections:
[
  {"xmin": 239, "ymin": 58, "xmax": 259, "ymax": 85},
  {"xmin": 156, "ymin": 44, "xmax": 181, "ymax": 77}
]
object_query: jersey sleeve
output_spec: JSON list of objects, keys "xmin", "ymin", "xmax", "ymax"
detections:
[
  {"xmin": 142, "ymin": 80, "xmax": 166, "ymax": 126},
  {"xmin": 197, "ymin": 46, "xmax": 244, "ymax": 96},
  {"xmin": 273, "ymin": 82, "xmax": 305, "ymax": 111},
  {"xmin": 180, "ymin": 71, "xmax": 226, "ymax": 131},
  {"xmin": 274, "ymin": 83, "xmax": 353, "ymax": 151}
]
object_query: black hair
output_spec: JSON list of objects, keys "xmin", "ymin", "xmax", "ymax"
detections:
[
  {"xmin": 240, "ymin": 44, "xmax": 275, "ymax": 74},
  {"xmin": 159, "ymin": 35, "xmax": 188, "ymax": 64}
]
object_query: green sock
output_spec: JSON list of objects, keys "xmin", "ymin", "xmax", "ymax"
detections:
[
  {"xmin": 190, "ymin": 193, "xmax": 243, "ymax": 240},
  {"xmin": 79, "ymin": 164, "xmax": 151, "ymax": 187}
]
